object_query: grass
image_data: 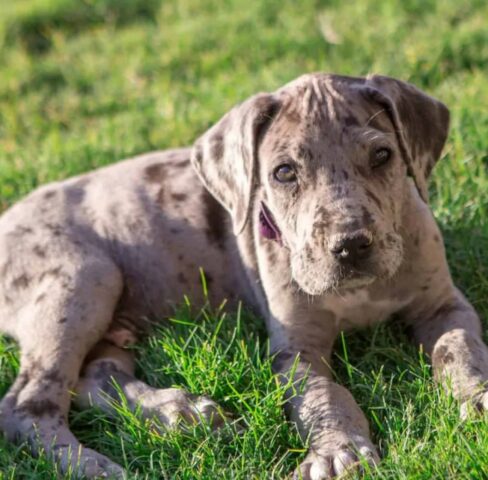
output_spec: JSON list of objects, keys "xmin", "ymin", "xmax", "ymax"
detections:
[{"xmin": 0, "ymin": 0, "xmax": 487, "ymax": 478}]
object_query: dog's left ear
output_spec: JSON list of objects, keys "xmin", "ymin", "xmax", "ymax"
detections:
[
  {"xmin": 361, "ymin": 75, "xmax": 450, "ymax": 202},
  {"xmin": 191, "ymin": 93, "xmax": 281, "ymax": 234}
]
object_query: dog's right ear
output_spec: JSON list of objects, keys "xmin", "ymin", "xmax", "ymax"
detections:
[
  {"xmin": 191, "ymin": 93, "xmax": 281, "ymax": 235},
  {"xmin": 360, "ymin": 75, "xmax": 450, "ymax": 202}
]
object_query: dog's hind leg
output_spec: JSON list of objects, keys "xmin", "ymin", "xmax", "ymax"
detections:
[
  {"xmin": 74, "ymin": 340, "xmax": 226, "ymax": 429},
  {"xmin": 0, "ymin": 253, "xmax": 125, "ymax": 478}
]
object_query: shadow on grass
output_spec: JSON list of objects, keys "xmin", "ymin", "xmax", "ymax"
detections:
[
  {"xmin": 441, "ymin": 222, "xmax": 488, "ymax": 320},
  {"xmin": 5, "ymin": 0, "xmax": 161, "ymax": 54}
]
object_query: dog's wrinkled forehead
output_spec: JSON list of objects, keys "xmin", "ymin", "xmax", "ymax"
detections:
[
  {"xmin": 259, "ymin": 74, "xmax": 398, "ymax": 177},
  {"xmin": 281, "ymin": 74, "xmax": 386, "ymax": 128}
]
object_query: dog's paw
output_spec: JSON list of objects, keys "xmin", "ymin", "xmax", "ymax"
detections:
[
  {"xmin": 54, "ymin": 445, "xmax": 126, "ymax": 479},
  {"xmin": 148, "ymin": 388, "xmax": 228, "ymax": 430},
  {"xmin": 460, "ymin": 389, "xmax": 488, "ymax": 420},
  {"xmin": 294, "ymin": 443, "xmax": 379, "ymax": 479}
]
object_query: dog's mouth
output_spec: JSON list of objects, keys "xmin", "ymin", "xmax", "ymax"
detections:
[
  {"xmin": 333, "ymin": 269, "xmax": 377, "ymax": 290},
  {"xmin": 295, "ymin": 268, "xmax": 377, "ymax": 296},
  {"xmin": 259, "ymin": 202, "xmax": 283, "ymax": 245}
]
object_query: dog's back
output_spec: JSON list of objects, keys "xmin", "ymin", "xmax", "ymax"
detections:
[{"xmin": 0, "ymin": 148, "xmax": 249, "ymax": 339}]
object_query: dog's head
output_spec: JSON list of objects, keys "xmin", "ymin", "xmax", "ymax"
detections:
[{"xmin": 192, "ymin": 74, "xmax": 449, "ymax": 295}]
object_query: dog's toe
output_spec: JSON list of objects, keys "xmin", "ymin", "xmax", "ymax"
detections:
[
  {"xmin": 54, "ymin": 446, "xmax": 126, "ymax": 479},
  {"xmin": 150, "ymin": 388, "xmax": 228, "ymax": 430},
  {"xmin": 460, "ymin": 390, "xmax": 488, "ymax": 420},
  {"xmin": 192, "ymin": 396, "xmax": 228, "ymax": 428},
  {"xmin": 294, "ymin": 445, "xmax": 379, "ymax": 479}
]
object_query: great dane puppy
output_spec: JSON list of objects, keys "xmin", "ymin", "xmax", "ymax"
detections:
[{"xmin": 0, "ymin": 73, "xmax": 487, "ymax": 479}]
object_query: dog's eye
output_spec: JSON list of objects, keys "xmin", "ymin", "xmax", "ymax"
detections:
[
  {"xmin": 371, "ymin": 147, "xmax": 392, "ymax": 169},
  {"xmin": 273, "ymin": 164, "xmax": 297, "ymax": 183}
]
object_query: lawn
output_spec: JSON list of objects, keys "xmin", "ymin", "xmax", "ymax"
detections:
[{"xmin": 0, "ymin": 0, "xmax": 488, "ymax": 478}]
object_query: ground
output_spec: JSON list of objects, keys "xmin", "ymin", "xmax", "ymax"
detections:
[{"xmin": 0, "ymin": 0, "xmax": 487, "ymax": 478}]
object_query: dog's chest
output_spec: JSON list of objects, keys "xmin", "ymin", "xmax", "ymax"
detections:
[{"xmin": 322, "ymin": 289, "xmax": 413, "ymax": 330}]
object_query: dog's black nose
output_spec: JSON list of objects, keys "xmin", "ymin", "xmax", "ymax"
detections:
[{"xmin": 329, "ymin": 231, "xmax": 373, "ymax": 262}]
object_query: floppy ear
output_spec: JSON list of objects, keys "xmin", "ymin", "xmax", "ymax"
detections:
[
  {"xmin": 191, "ymin": 93, "xmax": 281, "ymax": 234},
  {"xmin": 361, "ymin": 75, "xmax": 450, "ymax": 202}
]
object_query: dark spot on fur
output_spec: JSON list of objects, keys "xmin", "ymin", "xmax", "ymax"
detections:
[
  {"xmin": 108, "ymin": 205, "xmax": 118, "ymax": 220},
  {"xmin": 341, "ymin": 169, "xmax": 349, "ymax": 180},
  {"xmin": 172, "ymin": 158, "xmax": 190, "ymax": 169},
  {"xmin": 66, "ymin": 184, "xmax": 86, "ymax": 204},
  {"xmin": 12, "ymin": 274, "xmax": 30, "ymax": 289},
  {"xmin": 443, "ymin": 351, "xmax": 454, "ymax": 364},
  {"xmin": 385, "ymin": 233, "xmax": 397, "ymax": 244},
  {"xmin": 421, "ymin": 285, "xmax": 429, "ymax": 291},
  {"xmin": 45, "ymin": 369, "xmax": 65, "ymax": 386},
  {"xmin": 433, "ymin": 234, "xmax": 441, "ymax": 243},
  {"xmin": 170, "ymin": 227, "xmax": 181, "ymax": 234},
  {"xmin": 0, "ymin": 262, "xmax": 10, "ymax": 277},
  {"xmin": 344, "ymin": 115, "xmax": 359, "ymax": 127},
  {"xmin": 202, "ymin": 190, "xmax": 227, "ymax": 249},
  {"xmin": 433, "ymin": 345, "xmax": 455, "ymax": 366},
  {"xmin": 144, "ymin": 163, "xmax": 165, "ymax": 183},
  {"xmin": 33, "ymin": 245, "xmax": 46, "ymax": 258},
  {"xmin": 361, "ymin": 206, "xmax": 373, "ymax": 226},
  {"xmin": 15, "ymin": 225, "xmax": 33, "ymax": 235},
  {"xmin": 39, "ymin": 266, "xmax": 62, "ymax": 281},
  {"xmin": 263, "ymin": 241, "xmax": 278, "ymax": 263},
  {"xmin": 171, "ymin": 192, "xmax": 187, "ymax": 202},
  {"xmin": 58, "ymin": 317, "xmax": 67, "ymax": 324},
  {"xmin": 313, "ymin": 206, "xmax": 331, "ymax": 234},
  {"xmin": 44, "ymin": 223, "xmax": 62, "ymax": 236},
  {"xmin": 35, "ymin": 293, "xmax": 46, "ymax": 304},
  {"xmin": 156, "ymin": 187, "xmax": 165, "ymax": 205},
  {"xmin": 177, "ymin": 254, "xmax": 184, "ymax": 261},
  {"xmin": 17, "ymin": 399, "xmax": 59, "ymax": 418},
  {"xmin": 297, "ymin": 144, "xmax": 313, "ymax": 162},
  {"xmin": 43, "ymin": 190, "xmax": 56, "ymax": 199},
  {"xmin": 210, "ymin": 135, "xmax": 224, "ymax": 160}
]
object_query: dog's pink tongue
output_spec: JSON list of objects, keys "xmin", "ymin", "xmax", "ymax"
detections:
[{"xmin": 259, "ymin": 203, "xmax": 282, "ymax": 245}]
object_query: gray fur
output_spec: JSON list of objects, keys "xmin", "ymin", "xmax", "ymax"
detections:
[{"xmin": 0, "ymin": 73, "xmax": 486, "ymax": 479}]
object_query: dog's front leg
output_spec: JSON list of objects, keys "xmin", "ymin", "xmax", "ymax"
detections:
[
  {"xmin": 410, "ymin": 288, "xmax": 488, "ymax": 417},
  {"xmin": 269, "ymin": 312, "xmax": 379, "ymax": 479}
]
